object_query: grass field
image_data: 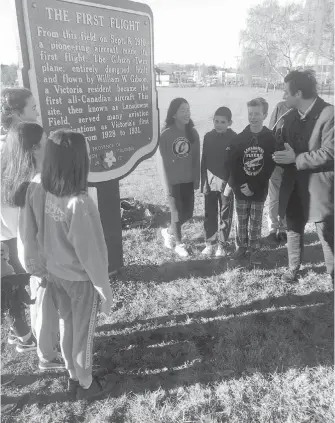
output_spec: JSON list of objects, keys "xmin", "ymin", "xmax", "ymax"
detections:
[{"xmin": 1, "ymin": 87, "xmax": 334, "ymax": 423}]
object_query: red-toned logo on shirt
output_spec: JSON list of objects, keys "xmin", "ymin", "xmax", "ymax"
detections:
[{"xmin": 172, "ymin": 137, "xmax": 190, "ymax": 158}]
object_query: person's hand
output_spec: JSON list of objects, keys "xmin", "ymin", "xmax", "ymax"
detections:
[
  {"xmin": 202, "ymin": 183, "xmax": 210, "ymax": 195},
  {"xmin": 100, "ymin": 296, "xmax": 113, "ymax": 315},
  {"xmin": 223, "ymin": 183, "xmax": 232, "ymax": 197},
  {"xmin": 240, "ymin": 183, "xmax": 253, "ymax": 197},
  {"xmin": 95, "ymin": 286, "xmax": 113, "ymax": 316},
  {"xmin": 272, "ymin": 143, "xmax": 296, "ymax": 164}
]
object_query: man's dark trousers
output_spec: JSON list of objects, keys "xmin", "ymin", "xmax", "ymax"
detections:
[{"xmin": 286, "ymin": 183, "xmax": 334, "ymax": 279}]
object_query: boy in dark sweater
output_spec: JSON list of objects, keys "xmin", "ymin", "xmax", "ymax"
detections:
[
  {"xmin": 224, "ymin": 98, "xmax": 276, "ymax": 264},
  {"xmin": 200, "ymin": 107, "xmax": 236, "ymax": 256}
]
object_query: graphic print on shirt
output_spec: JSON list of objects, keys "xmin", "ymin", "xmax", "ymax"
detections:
[
  {"xmin": 243, "ymin": 145, "xmax": 265, "ymax": 176},
  {"xmin": 172, "ymin": 137, "xmax": 190, "ymax": 158},
  {"xmin": 46, "ymin": 199, "xmax": 66, "ymax": 222}
]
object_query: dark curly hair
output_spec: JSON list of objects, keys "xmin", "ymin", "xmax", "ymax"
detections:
[
  {"xmin": 164, "ymin": 97, "xmax": 196, "ymax": 144},
  {"xmin": 284, "ymin": 70, "xmax": 318, "ymax": 99},
  {"xmin": 1, "ymin": 88, "xmax": 33, "ymax": 131}
]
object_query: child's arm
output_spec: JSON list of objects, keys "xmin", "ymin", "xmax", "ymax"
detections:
[
  {"xmin": 222, "ymin": 142, "xmax": 235, "ymax": 189},
  {"xmin": 156, "ymin": 133, "xmax": 172, "ymax": 195},
  {"xmin": 200, "ymin": 136, "xmax": 209, "ymax": 193},
  {"xmin": 192, "ymin": 129, "xmax": 201, "ymax": 190},
  {"xmin": 18, "ymin": 185, "xmax": 47, "ymax": 278},
  {"xmin": 247, "ymin": 137, "xmax": 276, "ymax": 194},
  {"xmin": 67, "ymin": 196, "xmax": 113, "ymax": 312}
]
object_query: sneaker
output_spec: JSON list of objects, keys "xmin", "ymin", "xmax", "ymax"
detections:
[
  {"xmin": 277, "ymin": 232, "xmax": 287, "ymax": 243},
  {"xmin": 174, "ymin": 244, "xmax": 189, "ymax": 257},
  {"xmin": 8, "ymin": 332, "xmax": 18, "ymax": 345},
  {"xmin": 263, "ymin": 233, "xmax": 279, "ymax": 246},
  {"xmin": 76, "ymin": 375, "xmax": 114, "ymax": 401},
  {"xmin": 249, "ymin": 249, "xmax": 267, "ymax": 266},
  {"xmin": 161, "ymin": 228, "xmax": 174, "ymax": 249},
  {"xmin": 9, "ymin": 333, "xmax": 37, "ymax": 353},
  {"xmin": 68, "ymin": 378, "xmax": 79, "ymax": 397},
  {"xmin": 282, "ymin": 269, "xmax": 299, "ymax": 283},
  {"xmin": 230, "ymin": 247, "xmax": 247, "ymax": 260},
  {"xmin": 215, "ymin": 244, "xmax": 227, "ymax": 257},
  {"xmin": 201, "ymin": 244, "xmax": 214, "ymax": 256},
  {"xmin": 39, "ymin": 355, "xmax": 66, "ymax": 371}
]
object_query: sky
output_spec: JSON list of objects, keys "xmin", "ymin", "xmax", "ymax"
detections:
[{"xmin": 0, "ymin": 0, "xmax": 295, "ymax": 67}]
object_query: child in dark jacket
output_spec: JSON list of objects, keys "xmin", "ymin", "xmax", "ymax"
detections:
[
  {"xmin": 224, "ymin": 98, "xmax": 276, "ymax": 265},
  {"xmin": 200, "ymin": 107, "xmax": 236, "ymax": 256}
]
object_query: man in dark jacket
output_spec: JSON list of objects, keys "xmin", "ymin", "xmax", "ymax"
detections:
[{"xmin": 273, "ymin": 70, "xmax": 334, "ymax": 283}]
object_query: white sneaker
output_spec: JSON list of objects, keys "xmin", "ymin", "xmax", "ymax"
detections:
[
  {"xmin": 215, "ymin": 244, "xmax": 226, "ymax": 257},
  {"xmin": 161, "ymin": 228, "xmax": 174, "ymax": 249},
  {"xmin": 201, "ymin": 244, "xmax": 214, "ymax": 256},
  {"xmin": 174, "ymin": 244, "xmax": 189, "ymax": 257}
]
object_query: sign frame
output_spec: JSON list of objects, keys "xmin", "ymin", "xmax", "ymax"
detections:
[{"xmin": 15, "ymin": 0, "xmax": 159, "ymax": 183}]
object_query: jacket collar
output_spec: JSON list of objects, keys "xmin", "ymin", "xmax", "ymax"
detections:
[{"xmin": 286, "ymin": 96, "xmax": 327, "ymax": 127}]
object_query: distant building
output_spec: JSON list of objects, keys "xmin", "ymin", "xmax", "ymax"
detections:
[{"xmin": 156, "ymin": 73, "xmax": 171, "ymax": 87}]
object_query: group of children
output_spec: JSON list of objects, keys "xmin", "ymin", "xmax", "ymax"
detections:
[
  {"xmin": 0, "ymin": 89, "xmax": 286, "ymax": 404},
  {"xmin": 1, "ymin": 88, "xmax": 114, "ymax": 401},
  {"xmin": 157, "ymin": 96, "xmax": 284, "ymax": 265}
]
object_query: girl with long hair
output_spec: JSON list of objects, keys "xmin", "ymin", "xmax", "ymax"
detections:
[
  {"xmin": 1, "ymin": 122, "xmax": 45, "ymax": 353},
  {"xmin": 1, "ymin": 90, "xmax": 62, "ymax": 369},
  {"xmin": 19, "ymin": 129, "xmax": 114, "ymax": 400},
  {"xmin": 157, "ymin": 98, "xmax": 200, "ymax": 257}
]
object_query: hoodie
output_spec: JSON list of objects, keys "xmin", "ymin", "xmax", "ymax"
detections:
[
  {"xmin": 200, "ymin": 128, "xmax": 237, "ymax": 193},
  {"xmin": 224, "ymin": 125, "xmax": 276, "ymax": 201},
  {"xmin": 18, "ymin": 175, "xmax": 111, "ymax": 301}
]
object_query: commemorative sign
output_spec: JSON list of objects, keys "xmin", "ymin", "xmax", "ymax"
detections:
[
  {"xmin": 15, "ymin": 0, "xmax": 159, "ymax": 272},
  {"xmin": 16, "ymin": 0, "xmax": 158, "ymax": 182}
]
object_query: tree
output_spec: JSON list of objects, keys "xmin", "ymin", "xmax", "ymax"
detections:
[
  {"xmin": 300, "ymin": 0, "xmax": 334, "ymax": 64},
  {"xmin": 240, "ymin": 49, "xmax": 280, "ymax": 90},
  {"xmin": 207, "ymin": 65, "xmax": 218, "ymax": 76},
  {"xmin": 1, "ymin": 64, "xmax": 18, "ymax": 87},
  {"xmin": 240, "ymin": 0, "xmax": 306, "ymax": 77}
]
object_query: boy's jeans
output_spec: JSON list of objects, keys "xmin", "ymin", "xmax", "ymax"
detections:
[{"xmin": 204, "ymin": 190, "xmax": 234, "ymax": 244}]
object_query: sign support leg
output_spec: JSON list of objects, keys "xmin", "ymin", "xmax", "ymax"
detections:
[{"xmin": 94, "ymin": 180, "xmax": 123, "ymax": 275}]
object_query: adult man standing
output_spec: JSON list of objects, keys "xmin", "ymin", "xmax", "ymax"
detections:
[
  {"xmin": 264, "ymin": 100, "xmax": 291, "ymax": 245},
  {"xmin": 273, "ymin": 70, "xmax": 334, "ymax": 283}
]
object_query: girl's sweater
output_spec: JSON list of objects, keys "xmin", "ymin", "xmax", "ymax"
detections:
[{"xmin": 18, "ymin": 175, "xmax": 110, "ymax": 299}]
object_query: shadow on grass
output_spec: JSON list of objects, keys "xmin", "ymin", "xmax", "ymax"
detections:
[
  {"xmin": 0, "ymin": 372, "xmax": 71, "ymax": 409},
  {"xmin": 118, "ymin": 258, "xmax": 230, "ymax": 283},
  {"xmin": 93, "ymin": 290, "xmax": 333, "ymax": 397},
  {"xmin": 2, "ymin": 291, "xmax": 333, "ymax": 408},
  {"xmin": 118, "ymin": 240, "xmax": 326, "ymax": 283}
]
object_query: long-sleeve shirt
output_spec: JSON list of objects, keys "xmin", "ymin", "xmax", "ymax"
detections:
[
  {"xmin": 200, "ymin": 128, "xmax": 236, "ymax": 193},
  {"xmin": 18, "ymin": 175, "xmax": 111, "ymax": 300},
  {"xmin": 156, "ymin": 125, "xmax": 200, "ymax": 194},
  {"xmin": 1, "ymin": 136, "xmax": 19, "ymax": 241},
  {"xmin": 224, "ymin": 125, "xmax": 276, "ymax": 202}
]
